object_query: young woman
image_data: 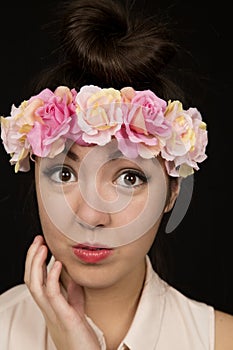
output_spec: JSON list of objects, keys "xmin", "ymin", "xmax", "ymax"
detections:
[{"xmin": 0, "ymin": 1, "xmax": 232, "ymax": 349}]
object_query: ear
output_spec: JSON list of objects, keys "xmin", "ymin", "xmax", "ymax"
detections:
[{"xmin": 164, "ymin": 178, "xmax": 181, "ymax": 213}]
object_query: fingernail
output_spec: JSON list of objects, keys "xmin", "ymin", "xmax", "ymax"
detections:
[{"xmin": 33, "ymin": 235, "xmax": 40, "ymax": 244}]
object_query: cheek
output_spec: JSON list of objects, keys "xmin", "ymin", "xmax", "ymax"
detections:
[
  {"xmin": 36, "ymin": 189, "xmax": 61, "ymax": 241},
  {"xmin": 110, "ymin": 194, "xmax": 154, "ymax": 228},
  {"xmin": 110, "ymin": 185, "xmax": 166, "ymax": 240},
  {"xmin": 37, "ymin": 201, "xmax": 69, "ymax": 260},
  {"xmin": 122, "ymin": 218, "xmax": 162, "ymax": 259},
  {"xmin": 37, "ymin": 200, "xmax": 54, "ymax": 242}
]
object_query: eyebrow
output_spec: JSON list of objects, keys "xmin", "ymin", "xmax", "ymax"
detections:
[
  {"xmin": 62, "ymin": 148, "xmax": 123, "ymax": 162},
  {"xmin": 63, "ymin": 149, "xmax": 79, "ymax": 162}
]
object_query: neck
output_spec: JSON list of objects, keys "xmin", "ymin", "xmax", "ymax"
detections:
[
  {"xmin": 83, "ymin": 259, "xmax": 146, "ymax": 349},
  {"xmin": 60, "ymin": 258, "xmax": 147, "ymax": 349},
  {"xmin": 85, "ymin": 258, "xmax": 146, "ymax": 309}
]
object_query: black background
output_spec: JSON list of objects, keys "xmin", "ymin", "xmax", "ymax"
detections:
[{"xmin": 0, "ymin": 0, "xmax": 232, "ymax": 315}]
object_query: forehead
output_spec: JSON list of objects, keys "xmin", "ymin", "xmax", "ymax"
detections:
[
  {"xmin": 67, "ymin": 140, "xmax": 165, "ymax": 173},
  {"xmin": 67, "ymin": 139, "xmax": 122, "ymax": 161},
  {"xmin": 37, "ymin": 139, "xmax": 167, "ymax": 180}
]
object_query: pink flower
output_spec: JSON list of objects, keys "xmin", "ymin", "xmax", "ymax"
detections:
[
  {"xmin": 0, "ymin": 86, "xmax": 78, "ymax": 172},
  {"xmin": 0, "ymin": 99, "xmax": 45, "ymax": 171},
  {"xmin": 161, "ymin": 101, "xmax": 208, "ymax": 177},
  {"xmin": 27, "ymin": 86, "xmax": 77, "ymax": 157},
  {"xmin": 75, "ymin": 85, "xmax": 123, "ymax": 145},
  {"xmin": 116, "ymin": 88, "xmax": 171, "ymax": 158}
]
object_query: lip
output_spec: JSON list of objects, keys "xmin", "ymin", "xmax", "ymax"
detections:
[{"xmin": 72, "ymin": 243, "xmax": 113, "ymax": 263}]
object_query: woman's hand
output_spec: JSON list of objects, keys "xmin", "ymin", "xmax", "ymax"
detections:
[{"xmin": 24, "ymin": 235, "xmax": 101, "ymax": 350}]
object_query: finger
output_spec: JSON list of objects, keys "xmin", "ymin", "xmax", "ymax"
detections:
[
  {"xmin": 28, "ymin": 244, "xmax": 48, "ymax": 296},
  {"xmin": 37, "ymin": 261, "xmax": 100, "ymax": 348},
  {"xmin": 46, "ymin": 261, "xmax": 84, "ymax": 327},
  {"xmin": 24, "ymin": 235, "xmax": 44, "ymax": 285},
  {"xmin": 27, "ymin": 243, "xmax": 59, "ymax": 326}
]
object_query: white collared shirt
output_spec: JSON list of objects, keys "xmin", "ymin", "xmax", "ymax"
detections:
[{"xmin": 0, "ymin": 256, "xmax": 214, "ymax": 349}]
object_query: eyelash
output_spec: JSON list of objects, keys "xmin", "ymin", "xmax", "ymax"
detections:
[
  {"xmin": 43, "ymin": 165, "xmax": 77, "ymax": 184},
  {"xmin": 114, "ymin": 170, "xmax": 148, "ymax": 188},
  {"xmin": 43, "ymin": 165, "xmax": 148, "ymax": 189}
]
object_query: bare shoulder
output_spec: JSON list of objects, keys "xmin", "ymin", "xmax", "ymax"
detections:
[{"xmin": 215, "ymin": 309, "xmax": 233, "ymax": 350}]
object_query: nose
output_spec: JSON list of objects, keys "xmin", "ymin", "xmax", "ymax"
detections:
[{"xmin": 75, "ymin": 191, "xmax": 111, "ymax": 229}]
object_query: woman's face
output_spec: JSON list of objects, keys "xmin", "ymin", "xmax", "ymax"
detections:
[{"xmin": 35, "ymin": 140, "xmax": 178, "ymax": 289}]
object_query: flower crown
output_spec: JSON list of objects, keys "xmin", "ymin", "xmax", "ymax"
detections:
[{"xmin": 0, "ymin": 85, "xmax": 208, "ymax": 177}]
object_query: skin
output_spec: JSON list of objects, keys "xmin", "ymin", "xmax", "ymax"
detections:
[
  {"xmin": 24, "ymin": 143, "xmax": 233, "ymax": 350},
  {"xmin": 215, "ymin": 311, "xmax": 233, "ymax": 350}
]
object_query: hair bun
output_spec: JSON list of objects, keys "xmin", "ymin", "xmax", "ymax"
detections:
[
  {"xmin": 60, "ymin": 0, "xmax": 127, "ymax": 54},
  {"xmin": 58, "ymin": 0, "xmax": 177, "ymax": 89}
]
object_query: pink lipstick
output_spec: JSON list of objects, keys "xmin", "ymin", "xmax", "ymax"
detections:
[{"xmin": 73, "ymin": 244, "xmax": 113, "ymax": 263}]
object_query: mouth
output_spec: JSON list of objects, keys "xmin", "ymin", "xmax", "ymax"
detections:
[
  {"xmin": 72, "ymin": 243, "xmax": 113, "ymax": 263},
  {"xmin": 74, "ymin": 243, "xmax": 113, "ymax": 250}
]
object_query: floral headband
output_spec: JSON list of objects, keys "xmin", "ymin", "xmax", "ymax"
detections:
[{"xmin": 0, "ymin": 85, "xmax": 208, "ymax": 177}]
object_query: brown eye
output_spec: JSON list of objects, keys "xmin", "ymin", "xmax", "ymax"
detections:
[
  {"xmin": 60, "ymin": 168, "xmax": 72, "ymax": 182},
  {"xmin": 123, "ymin": 173, "xmax": 137, "ymax": 186},
  {"xmin": 44, "ymin": 165, "xmax": 77, "ymax": 183},
  {"xmin": 115, "ymin": 170, "xmax": 147, "ymax": 188}
]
